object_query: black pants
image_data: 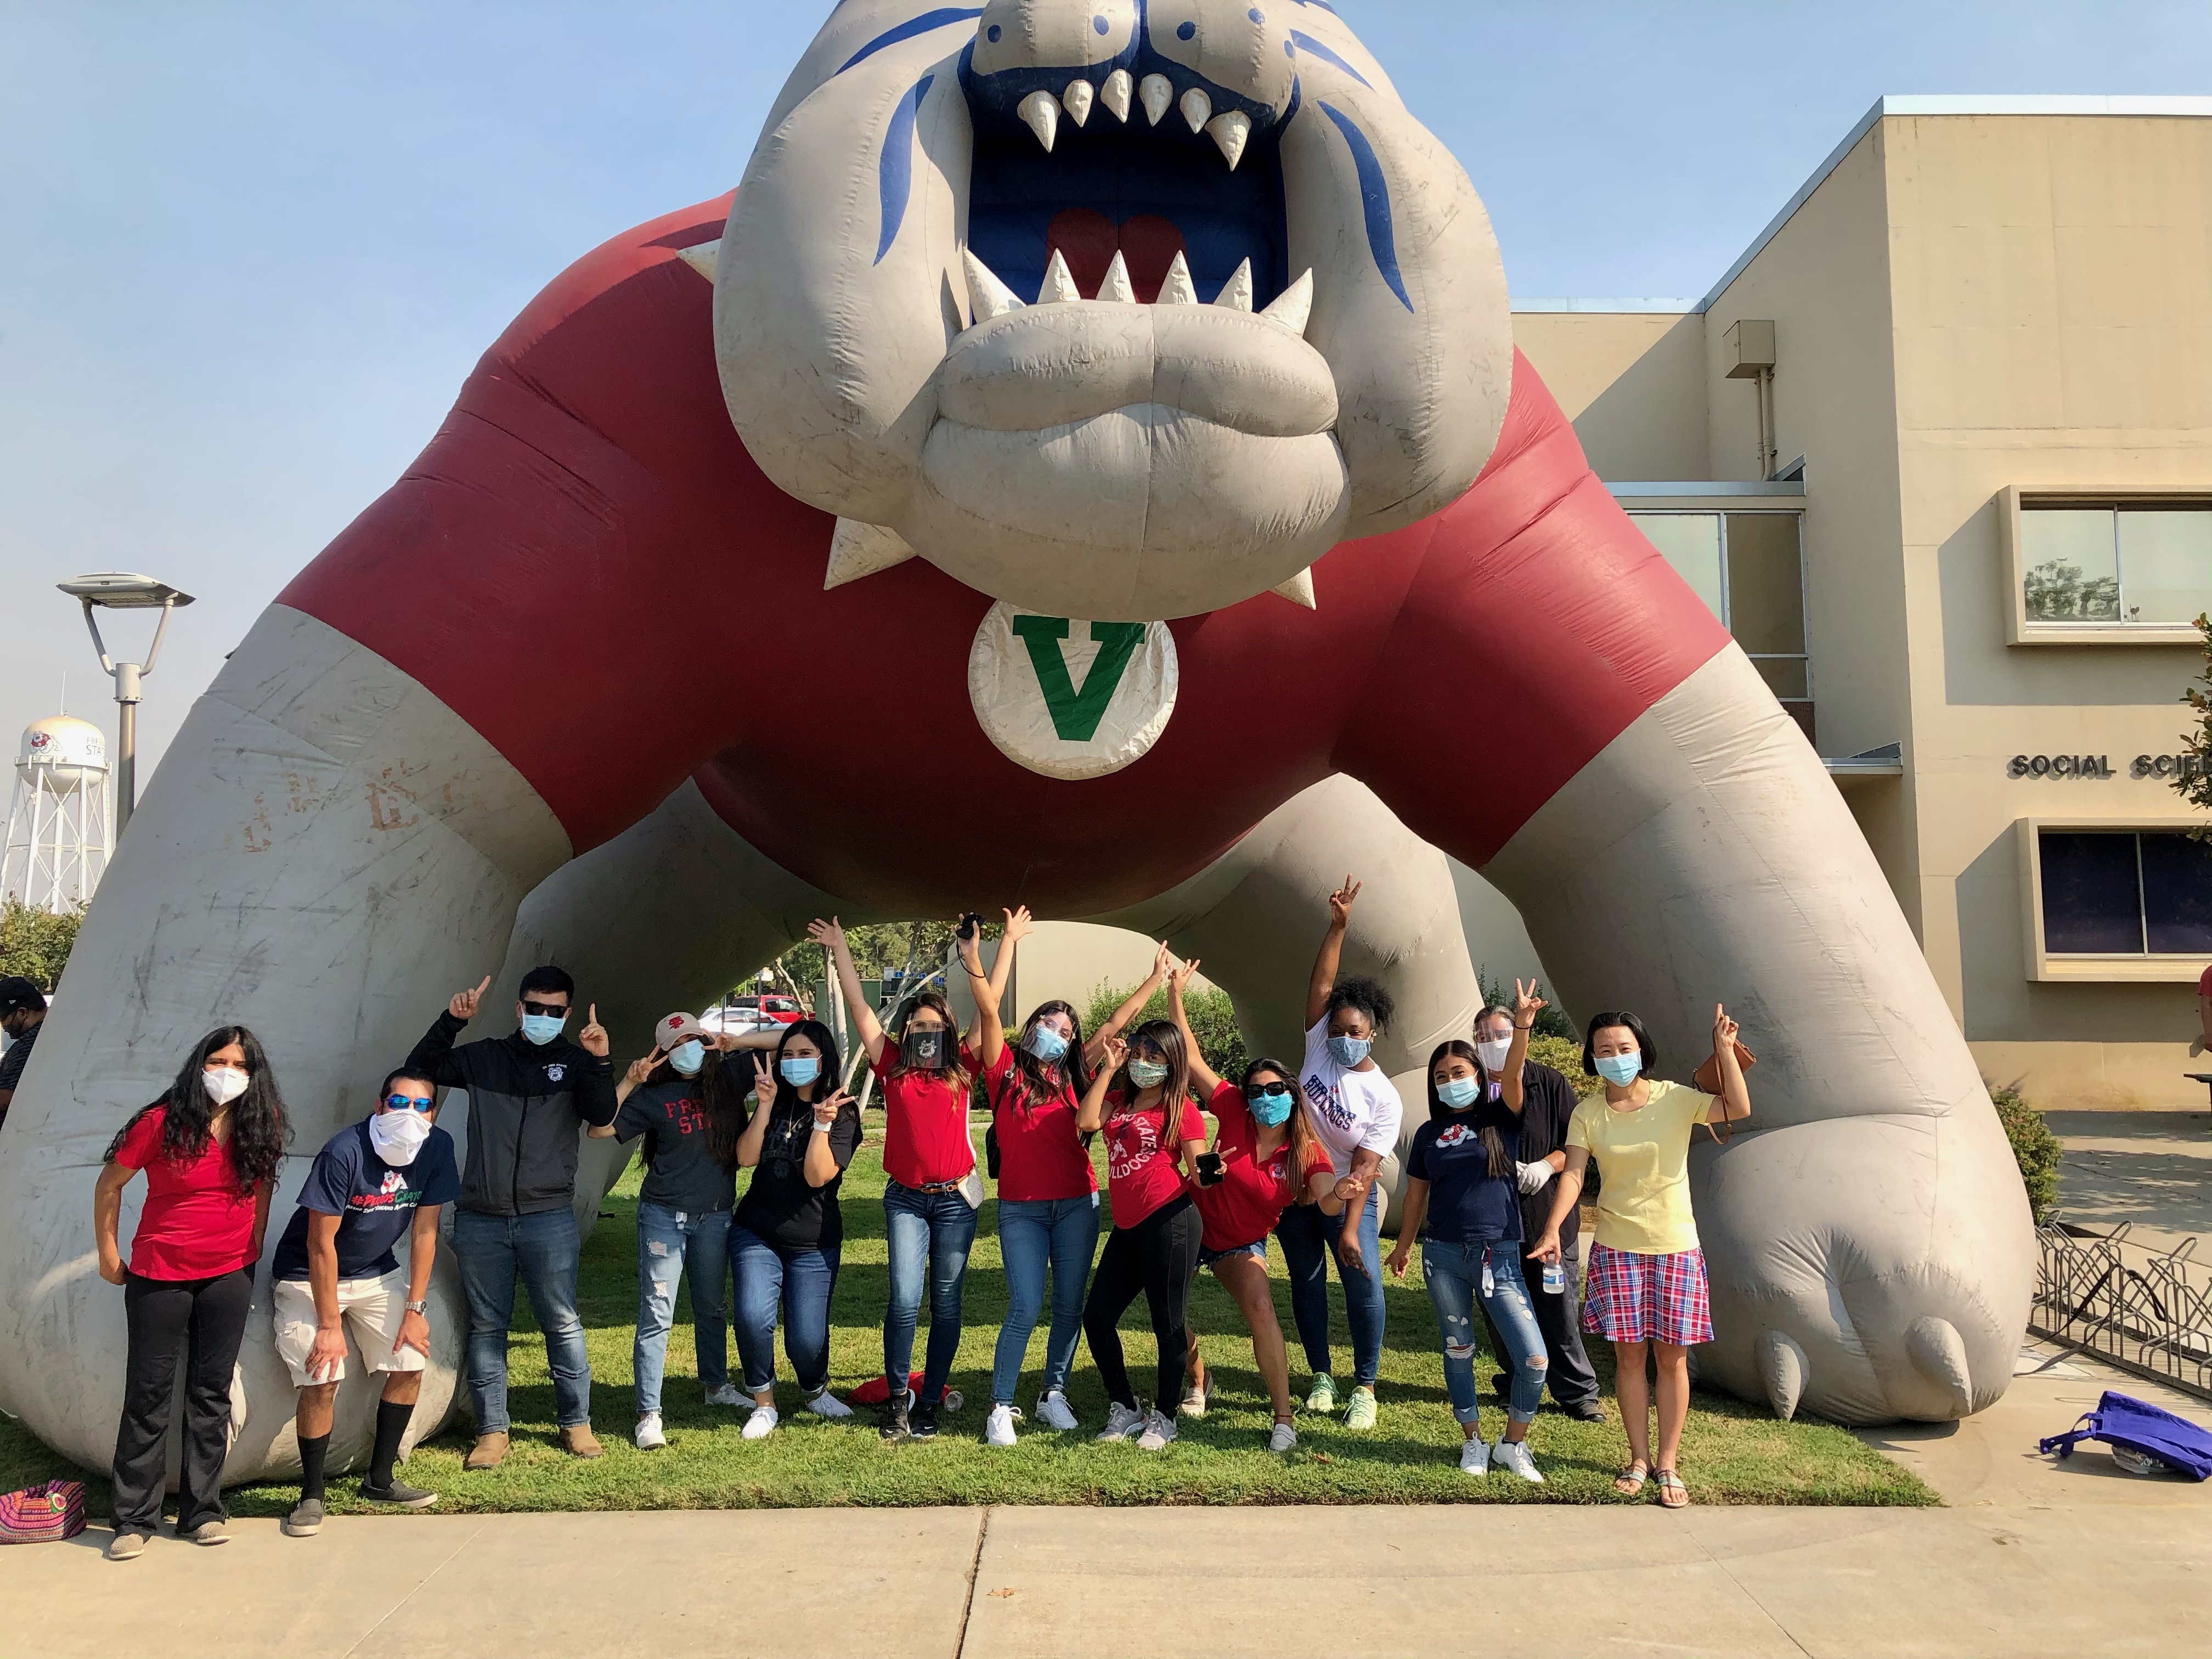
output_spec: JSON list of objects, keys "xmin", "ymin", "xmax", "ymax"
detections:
[
  {"xmin": 111, "ymin": 1268, "xmax": 253, "ymax": 1534},
  {"xmin": 1082, "ymin": 1194, "xmax": 1203, "ymax": 1413},
  {"xmin": 1481, "ymin": 1261, "xmax": 1600, "ymax": 1412}
]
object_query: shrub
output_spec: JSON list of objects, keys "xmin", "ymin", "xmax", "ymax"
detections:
[
  {"xmin": 0, "ymin": 898, "xmax": 83, "ymax": 991},
  {"xmin": 1528, "ymin": 1034, "xmax": 1600, "ymax": 1096},
  {"xmin": 1477, "ymin": 969, "xmax": 1576, "ymax": 1040},
  {"xmin": 1083, "ymin": 979, "xmax": 1249, "ymax": 1085},
  {"xmin": 1989, "ymin": 1081, "xmax": 2062, "ymax": 1222}
]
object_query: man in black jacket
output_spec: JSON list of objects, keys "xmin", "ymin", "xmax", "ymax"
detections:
[
  {"xmin": 405, "ymin": 963, "xmax": 616, "ymax": 1468},
  {"xmin": 1474, "ymin": 1006, "xmax": 1604, "ymax": 1421}
]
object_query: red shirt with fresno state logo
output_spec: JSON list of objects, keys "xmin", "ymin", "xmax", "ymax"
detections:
[
  {"xmin": 870, "ymin": 1042, "xmax": 979, "ymax": 1188},
  {"xmin": 980, "ymin": 1043, "xmax": 1096, "ymax": 1203},
  {"xmin": 1101, "ymin": 1090, "xmax": 1204, "ymax": 1227},
  {"xmin": 1192, "ymin": 1080, "xmax": 1334, "ymax": 1251}
]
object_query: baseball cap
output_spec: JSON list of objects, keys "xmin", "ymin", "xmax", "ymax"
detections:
[
  {"xmin": 657, "ymin": 1011, "xmax": 707, "ymax": 1048},
  {"xmin": 0, "ymin": 977, "xmax": 47, "ymax": 1015}
]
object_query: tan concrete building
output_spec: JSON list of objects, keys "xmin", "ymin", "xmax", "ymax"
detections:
[{"xmin": 1514, "ymin": 95, "xmax": 2212, "ymax": 1107}]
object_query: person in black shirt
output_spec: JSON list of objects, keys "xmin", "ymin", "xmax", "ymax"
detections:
[
  {"xmin": 0, "ymin": 975, "xmax": 49, "ymax": 1132},
  {"xmin": 587, "ymin": 1011, "xmax": 755, "ymax": 1449},
  {"xmin": 270, "ymin": 1067, "xmax": 460, "ymax": 1536},
  {"xmin": 726, "ymin": 1019, "xmax": 860, "ymax": 1441},
  {"xmin": 1468, "ymin": 1003, "xmax": 1602, "ymax": 1420},
  {"xmin": 404, "ymin": 963, "xmax": 616, "ymax": 1469}
]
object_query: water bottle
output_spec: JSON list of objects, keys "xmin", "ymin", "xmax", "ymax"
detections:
[{"xmin": 1542, "ymin": 1260, "xmax": 1565, "ymax": 1295}]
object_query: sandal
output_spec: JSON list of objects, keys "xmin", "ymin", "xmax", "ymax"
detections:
[
  {"xmin": 1612, "ymin": 1459, "xmax": 1649, "ymax": 1497},
  {"xmin": 1653, "ymin": 1468, "xmax": 1689, "ymax": 1509}
]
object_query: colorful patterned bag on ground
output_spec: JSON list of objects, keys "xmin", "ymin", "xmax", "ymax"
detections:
[{"xmin": 0, "ymin": 1480, "xmax": 88, "ymax": 1543}]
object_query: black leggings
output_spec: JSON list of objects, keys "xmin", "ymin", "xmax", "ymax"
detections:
[
  {"xmin": 1082, "ymin": 1194, "xmax": 1203, "ymax": 1413},
  {"xmin": 111, "ymin": 1267, "xmax": 253, "ymax": 1533}
]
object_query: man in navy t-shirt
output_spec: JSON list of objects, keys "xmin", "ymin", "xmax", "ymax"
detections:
[{"xmin": 270, "ymin": 1066, "xmax": 461, "ymax": 1537}]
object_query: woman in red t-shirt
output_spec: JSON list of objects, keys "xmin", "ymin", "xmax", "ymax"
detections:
[
  {"xmin": 812, "ymin": 916, "xmax": 982, "ymax": 1442},
  {"xmin": 91, "ymin": 1025, "xmax": 288, "ymax": 1556},
  {"xmin": 1076, "ymin": 1017, "xmax": 1209, "ymax": 1451},
  {"xmin": 959, "ymin": 911, "xmax": 1169, "ymax": 1447},
  {"xmin": 1169, "ymin": 962, "xmax": 1342, "ymax": 1454}
]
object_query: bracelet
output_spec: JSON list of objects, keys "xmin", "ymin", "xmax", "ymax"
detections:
[
  {"xmin": 1514, "ymin": 1022, "xmax": 1533, "ymax": 1030},
  {"xmin": 810, "ymin": 1119, "xmax": 832, "ymax": 1133}
]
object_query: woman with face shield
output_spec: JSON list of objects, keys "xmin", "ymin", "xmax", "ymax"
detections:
[{"xmin": 588, "ymin": 1012, "xmax": 752, "ymax": 1449}]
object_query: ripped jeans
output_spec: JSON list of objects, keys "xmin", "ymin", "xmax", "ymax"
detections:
[
  {"xmin": 634, "ymin": 1200, "xmax": 732, "ymax": 1416},
  {"xmin": 1422, "ymin": 1239, "xmax": 1545, "ymax": 1426}
]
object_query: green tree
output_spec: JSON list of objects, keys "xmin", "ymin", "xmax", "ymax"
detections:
[
  {"xmin": 2170, "ymin": 613, "xmax": 2212, "ymax": 840},
  {"xmin": 1083, "ymin": 979, "xmax": 1249, "ymax": 1085},
  {"xmin": 1477, "ymin": 969, "xmax": 1576, "ymax": 1040},
  {"xmin": 0, "ymin": 898, "xmax": 83, "ymax": 991}
]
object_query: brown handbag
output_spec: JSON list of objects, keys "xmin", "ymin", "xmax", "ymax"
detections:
[{"xmin": 1691, "ymin": 1039, "xmax": 1754, "ymax": 1143}]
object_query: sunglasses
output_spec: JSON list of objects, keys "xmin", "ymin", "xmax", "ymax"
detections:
[
  {"xmin": 1245, "ymin": 1081, "xmax": 1295, "ymax": 1101},
  {"xmin": 383, "ymin": 1093, "xmax": 435, "ymax": 1113},
  {"xmin": 521, "ymin": 1000, "xmax": 569, "ymax": 1018}
]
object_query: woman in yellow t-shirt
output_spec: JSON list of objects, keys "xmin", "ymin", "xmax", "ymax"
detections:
[{"xmin": 1528, "ymin": 1005, "xmax": 1748, "ymax": 1509}]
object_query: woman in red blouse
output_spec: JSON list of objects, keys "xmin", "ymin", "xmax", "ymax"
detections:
[
  {"xmin": 1076, "ymin": 1018, "xmax": 1208, "ymax": 1451},
  {"xmin": 92, "ymin": 1026, "xmax": 288, "ymax": 1558}
]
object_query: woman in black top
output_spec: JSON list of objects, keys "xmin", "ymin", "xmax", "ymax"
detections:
[{"xmin": 726, "ymin": 1019, "xmax": 860, "ymax": 1440}]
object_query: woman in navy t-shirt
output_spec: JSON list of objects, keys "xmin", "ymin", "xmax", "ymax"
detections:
[{"xmin": 1388, "ymin": 1028, "xmax": 1550, "ymax": 1483}]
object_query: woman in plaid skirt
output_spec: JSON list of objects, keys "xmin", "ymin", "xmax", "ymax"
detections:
[{"xmin": 1527, "ymin": 1005, "xmax": 1748, "ymax": 1508}]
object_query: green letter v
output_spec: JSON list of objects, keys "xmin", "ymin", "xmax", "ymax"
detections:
[{"xmin": 1009, "ymin": 617, "xmax": 1148, "ymax": 742}]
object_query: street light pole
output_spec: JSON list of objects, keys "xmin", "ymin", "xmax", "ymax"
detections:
[{"xmin": 56, "ymin": 574, "xmax": 195, "ymax": 840}]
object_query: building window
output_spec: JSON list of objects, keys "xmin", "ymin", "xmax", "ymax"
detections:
[
  {"xmin": 2018, "ymin": 500, "xmax": 2212, "ymax": 628},
  {"xmin": 1628, "ymin": 511, "xmax": 1810, "ymax": 718},
  {"xmin": 2039, "ymin": 829, "xmax": 2212, "ymax": 956}
]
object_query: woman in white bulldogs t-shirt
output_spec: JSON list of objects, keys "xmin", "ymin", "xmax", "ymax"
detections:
[{"xmin": 1277, "ymin": 876, "xmax": 1403, "ymax": 1432}]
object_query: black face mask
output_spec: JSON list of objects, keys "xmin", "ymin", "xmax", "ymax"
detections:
[{"xmin": 901, "ymin": 1024, "xmax": 955, "ymax": 1071}]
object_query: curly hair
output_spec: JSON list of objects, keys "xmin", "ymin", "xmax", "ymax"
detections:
[
  {"xmin": 105, "ymin": 1025, "xmax": 289, "ymax": 1194},
  {"xmin": 1325, "ymin": 974, "xmax": 1396, "ymax": 1035}
]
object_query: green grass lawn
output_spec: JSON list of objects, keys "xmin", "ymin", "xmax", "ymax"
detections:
[{"xmin": 1, "ymin": 1132, "xmax": 1933, "ymax": 1513}]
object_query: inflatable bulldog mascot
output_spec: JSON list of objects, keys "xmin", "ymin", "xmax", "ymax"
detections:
[{"xmin": 0, "ymin": 0, "xmax": 2030, "ymax": 1479}]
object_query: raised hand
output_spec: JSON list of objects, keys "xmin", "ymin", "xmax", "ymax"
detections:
[
  {"xmin": 806, "ymin": 917, "xmax": 845, "ymax": 952},
  {"xmin": 1327, "ymin": 874, "xmax": 1362, "ymax": 927},
  {"xmin": 1101, "ymin": 1034, "xmax": 1129, "ymax": 1074},
  {"xmin": 1513, "ymin": 978, "xmax": 1548, "ymax": 1029},
  {"xmin": 1168, "ymin": 955, "xmax": 1203, "ymax": 996},
  {"xmin": 1001, "ymin": 905, "xmax": 1034, "ymax": 945},
  {"xmin": 1149, "ymin": 939, "xmax": 1173, "ymax": 981},
  {"xmin": 813, "ymin": 1086, "xmax": 853, "ymax": 1127},
  {"xmin": 450, "ymin": 974, "xmax": 492, "ymax": 1021},
  {"xmin": 1713, "ymin": 1002, "xmax": 1740, "ymax": 1049},
  {"xmin": 751, "ymin": 1053, "xmax": 778, "ymax": 1108},
  {"xmin": 625, "ymin": 1050, "xmax": 662, "ymax": 1087},
  {"xmin": 578, "ymin": 1003, "xmax": 609, "ymax": 1057}
]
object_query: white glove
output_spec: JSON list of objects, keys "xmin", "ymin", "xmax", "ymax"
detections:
[{"xmin": 1516, "ymin": 1159, "xmax": 1555, "ymax": 1195}]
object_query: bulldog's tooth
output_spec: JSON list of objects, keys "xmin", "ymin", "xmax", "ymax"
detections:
[
  {"xmin": 825, "ymin": 518, "xmax": 918, "ymax": 590},
  {"xmin": 1260, "ymin": 269, "xmax": 1313, "ymax": 334},
  {"xmin": 961, "ymin": 249, "xmax": 1024, "ymax": 324},
  {"xmin": 1097, "ymin": 250, "xmax": 1136, "ymax": 303},
  {"xmin": 1062, "ymin": 78, "xmax": 1094, "ymax": 127},
  {"xmin": 1213, "ymin": 258, "xmax": 1255, "ymax": 312},
  {"xmin": 1271, "ymin": 568, "xmax": 1318, "ymax": 610},
  {"xmin": 1156, "ymin": 250, "xmax": 1198, "ymax": 305},
  {"xmin": 674, "ymin": 238, "xmax": 720, "ymax": 281},
  {"xmin": 1039, "ymin": 247, "xmax": 1081, "ymax": 303},
  {"xmin": 1180, "ymin": 87, "xmax": 1212, "ymax": 134},
  {"xmin": 1205, "ymin": 110, "xmax": 1250, "ymax": 171},
  {"xmin": 1100, "ymin": 67, "xmax": 1133, "ymax": 122},
  {"xmin": 1139, "ymin": 73, "xmax": 1173, "ymax": 126},
  {"xmin": 1018, "ymin": 88, "xmax": 1060, "ymax": 152}
]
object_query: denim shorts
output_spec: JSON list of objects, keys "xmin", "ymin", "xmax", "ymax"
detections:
[{"xmin": 1199, "ymin": 1238, "xmax": 1267, "ymax": 1269}]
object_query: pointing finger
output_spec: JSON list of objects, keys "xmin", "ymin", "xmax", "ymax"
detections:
[{"xmin": 475, "ymin": 975, "xmax": 492, "ymax": 996}]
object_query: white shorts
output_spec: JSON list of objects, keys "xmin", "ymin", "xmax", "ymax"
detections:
[{"xmin": 272, "ymin": 1270, "xmax": 425, "ymax": 1386}]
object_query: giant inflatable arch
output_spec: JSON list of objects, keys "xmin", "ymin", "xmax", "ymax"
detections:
[{"xmin": 0, "ymin": 0, "xmax": 2030, "ymax": 1479}]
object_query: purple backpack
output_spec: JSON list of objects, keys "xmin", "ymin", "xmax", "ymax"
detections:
[
  {"xmin": 0, "ymin": 1480, "xmax": 87, "ymax": 1544},
  {"xmin": 2039, "ymin": 1390, "xmax": 2212, "ymax": 1481}
]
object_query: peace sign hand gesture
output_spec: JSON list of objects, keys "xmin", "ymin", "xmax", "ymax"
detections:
[
  {"xmin": 1513, "ymin": 978, "xmax": 1548, "ymax": 1030},
  {"xmin": 577, "ymin": 1004, "xmax": 609, "ymax": 1058},
  {"xmin": 751, "ymin": 1053, "xmax": 778, "ymax": 1109},
  {"xmin": 1168, "ymin": 955, "xmax": 1203, "ymax": 996},
  {"xmin": 624, "ymin": 1050, "xmax": 662, "ymax": 1088},
  {"xmin": 812, "ymin": 1087, "xmax": 853, "ymax": 1128},
  {"xmin": 449, "ymin": 975, "xmax": 492, "ymax": 1021},
  {"xmin": 1327, "ymin": 875, "xmax": 1362, "ymax": 928},
  {"xmin": 1149, "ymin": 939, "xmax": 1174, "ymax": 982}
]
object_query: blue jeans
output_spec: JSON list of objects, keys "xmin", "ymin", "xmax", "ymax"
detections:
[
  {"xmin": 883, "ymin": 1181, "xmax": 979, "ymax": 1406},
  {"xmin": 1424, "ymin": 1239, "xmax": 1545, "ymax": 1425},
  {"xmin": 729, "ymin": 1223, "xmax": 839, "ymax": 1397},
  {"xmin": 991, "ymin": 1193, "xmax": 1102, "ymax": 1406},
  {"xmin": 453, "ymin": 1206, "xmax": 591, "ymax": 1432},
  {"xmin": 1275, "ymin": 1185, "xmax": 1384, "ymax": 1387},
  {"xmin": 633, "ymin": 1200, "xmax": 732, "ymax": 1415}
]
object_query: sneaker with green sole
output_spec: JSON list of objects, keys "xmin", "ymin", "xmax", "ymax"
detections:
[
  {"xmin": 1304, "ymin": 1373, "xmax": 1337, "ymax": 1413},
  {"xmin": 1344, "ymin": 1386, "xmax": 1378, "ymax": 1431}
]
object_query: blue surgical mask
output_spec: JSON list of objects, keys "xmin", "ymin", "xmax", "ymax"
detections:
[
  {"xmin": 1127, "ymin": 1059, "xmax": 1169, "ymax": 1088},
  {"xmin": 520, "ymin": 1013, "xmax": 566, "ymax": 1046},
  {"xmin": 780, "ymin": 1056, "xmax": 821, "ymax": 1087},
  {"xmin": 1246, "ymin": 1085, "xmax": 1293, "ymax": 1127},
  {"xmin": 1327, "ymin": 1034, "xmax": 1372, "ymax": 1068},
  {"xmin": 1595, "ymin": 1051, "xmax": 1643, "ymax": 1087},
  {"xmin": 669, "ymin": 1040, "xmax": 704, "ymax": 1077},
  {"xmin": 1023, "ymin": 1025, "xmax": 1069, "ymax": 1064},
  {"xmin": 1437, "ymin": 1075, "xmax": 1481, "ymax": 1109}
]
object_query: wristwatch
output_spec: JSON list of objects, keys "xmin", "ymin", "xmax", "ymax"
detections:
[{"xmin": 405, "ymin": 1299, "xmax": 429, "ymax": 1315}]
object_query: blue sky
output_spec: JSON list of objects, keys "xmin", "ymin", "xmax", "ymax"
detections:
[{"xmin": 3, "ymin": 1, "xmax": 2205, "ymax": 777}]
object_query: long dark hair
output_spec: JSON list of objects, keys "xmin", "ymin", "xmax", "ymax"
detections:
[
  {"xmin": 889, "ymin": 990, "xmax": 972, "ymax": 1101},
  {"xmin": 1003, "ymin": 999, "xmax": 1092, "ymax": 1109},
  {"xmin": 661, "ymin": 1048, "xmax": 747, "ymax": 1170},
  {"xmin": 1110, "ymin": 1019, "xmax": 1193, "ymax": 1128},
  {"xmin": 1243, "ymin": 1055, "xmax": 1323, "ymax": 1205},
  {"xmin": 1426, "ymin": 1039, "xmax": 1510, "ymax": 1178},
  {"xmin": 104, "ymin": 1025, "xmax": 289, "ymax": 1194}
]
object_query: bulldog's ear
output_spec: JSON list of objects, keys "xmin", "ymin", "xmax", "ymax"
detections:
[{"xmin": 715, "ymin": 45, "xmax": 972, "ymax": 527}]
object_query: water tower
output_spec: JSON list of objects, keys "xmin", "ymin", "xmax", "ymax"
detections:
[{"xmin": 2, "ymin": 715, "xmax": 113, "ymax": 911}]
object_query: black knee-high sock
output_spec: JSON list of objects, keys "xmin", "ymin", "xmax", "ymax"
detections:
[
  {"xmin": 369, "ymin": 1400, "xmax": 411, "ymax": 1488},
  {"xmin": 298, "ymin": 1432, "xmax": 330, "ymax": 1502}
]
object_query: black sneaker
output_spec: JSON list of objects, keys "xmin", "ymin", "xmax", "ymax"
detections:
[
  {"xmin": 359, "ymin": 1477, "xmax": 439, "ymax": 1510},
  {"xmin": 910, "ymin": 1397, "xmax": 940, "ymax": 1440},
  {"xmin": 1565, "ymin": 1401, "xmax": 1607, "ymax": 1424},
  {"xmin": 879, "ymin": 1391, "xmax": 913, "ymax": 1442}
]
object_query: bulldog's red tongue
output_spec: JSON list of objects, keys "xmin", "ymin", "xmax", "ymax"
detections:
[{"xmin": 1045, "ymin": 209, "xmax": 1188, "ymax": 302}]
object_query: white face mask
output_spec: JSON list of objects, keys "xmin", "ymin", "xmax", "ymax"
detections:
[
  {"xmin": 368, "ymin": 1108, "xmax": 434, "ymax": 1166},
  {"xmin": 1476, "ymin": 1036, "xmax": 1513, "ymax": 1074},
  {"xmin": 201, "ymin": 1066, "xmax": 249, "ymax": 1107}
]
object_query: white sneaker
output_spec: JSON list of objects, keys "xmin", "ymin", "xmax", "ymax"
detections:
[
  {"xmin": 1492, "ymin": 1438, "xmax": 1544, "ymax": 1483},
  {"xmin": 704, "ymin": 1383, "xmax": 744, "ymax": 1407},
  {"xmin": 1178, "ymin": 1377, "xmax": 1208, "ymax": 1418},
  {"xmin": 1136, "ymin": 1409, "xmax": 1178, "ymax": 1451},
  {"xmin": 1458, "ymin": 1436, "xmax": 1492, "ymax": 1476},
  {"xmin": 634, "ymin": 1412, "xmax": 666, "ymax": 1450},
  {"xmin": 805, "ymin": 1388, "xmax": 853, "ymax": 1419},
  {"xmin": 1268, "ymin": 1420, "xmax": 1298, "ymax": 1455},
  {"xmin": 742, "ymin": 1404, "xmax": 780, "ymax": 1440},
  {"xmin": 1034, "ymin": 1391, "xmax": 1080, "ymax": 1431},
  {"xmin": 1096, "ymin": 1401, "xmax": 1145, "ymax": 1442},
  {"xmin": 985, "ymin": 1403, "xmax": 1020, "ymax": 1447}
]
